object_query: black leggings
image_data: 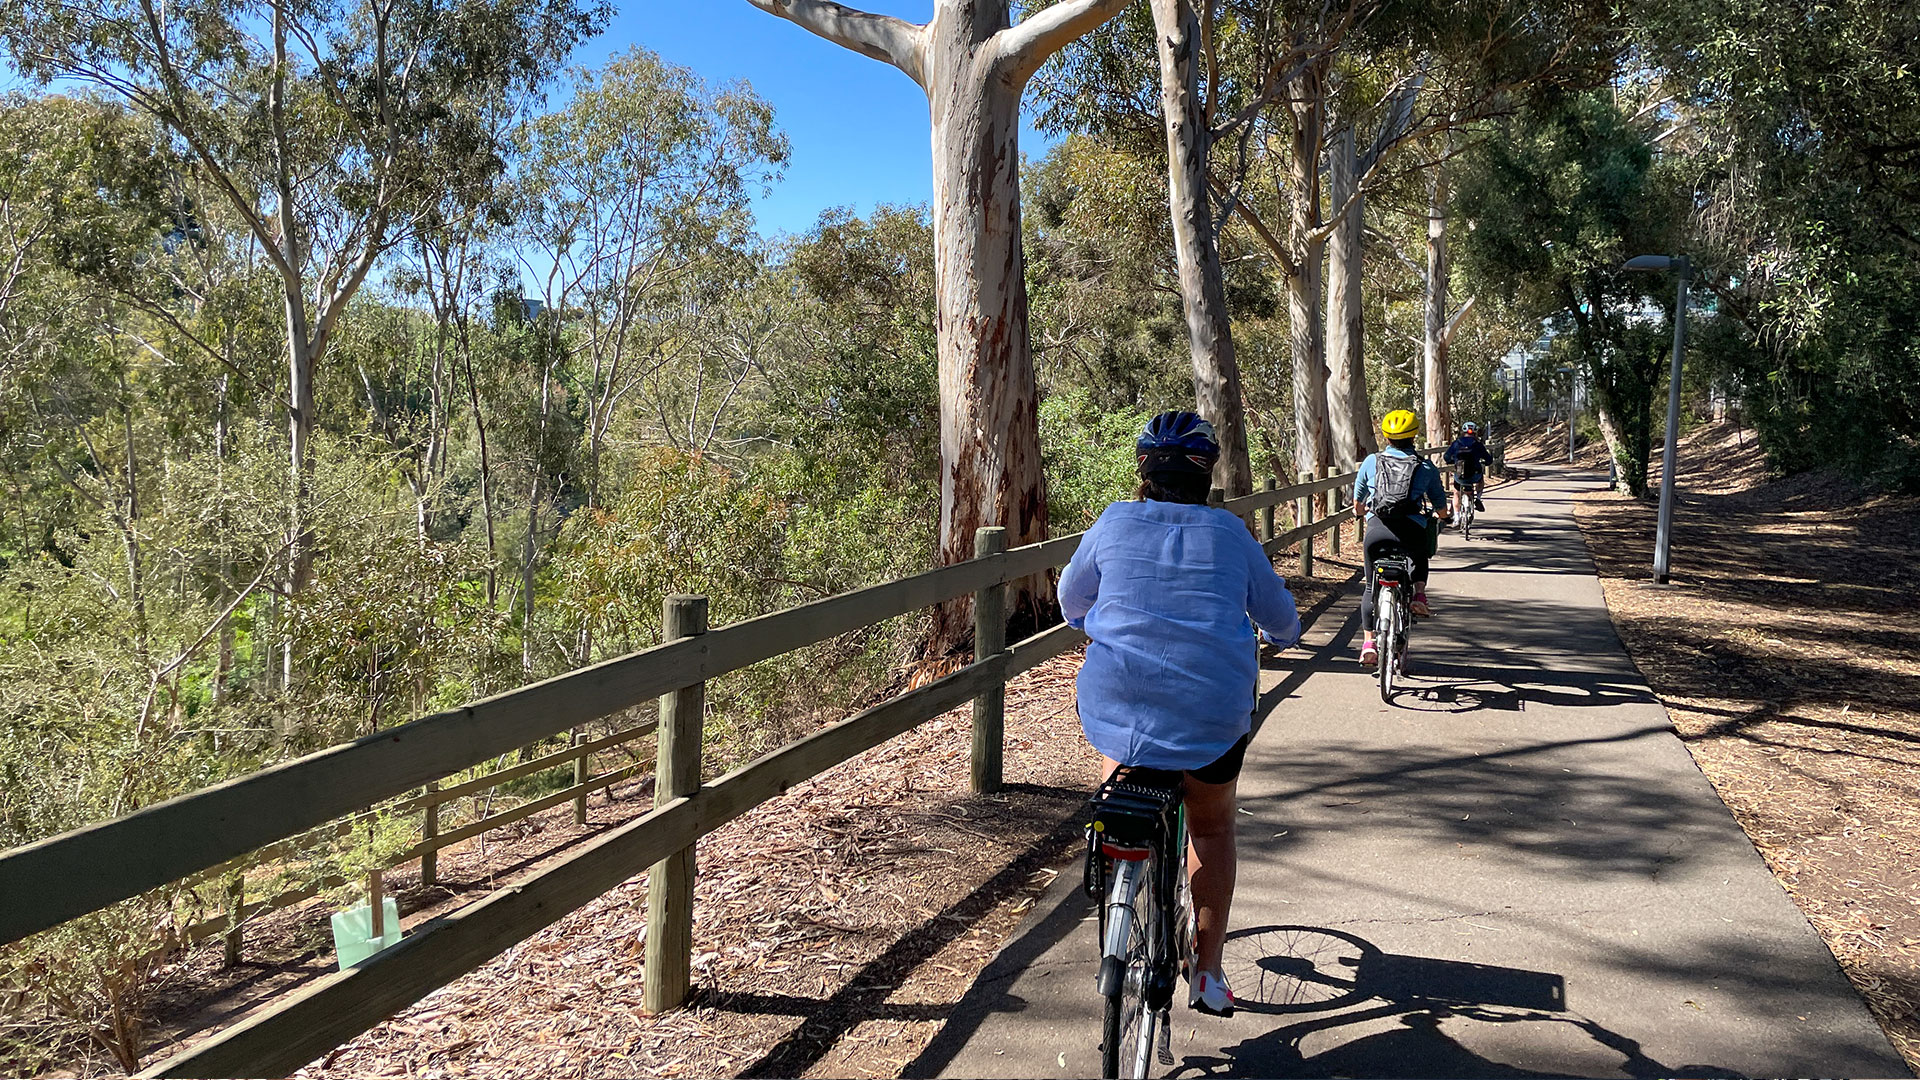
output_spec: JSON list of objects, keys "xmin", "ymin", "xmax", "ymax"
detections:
[{"xmin": 1361, "ymin": 515, "xmax": 1431, "ymax": 633}]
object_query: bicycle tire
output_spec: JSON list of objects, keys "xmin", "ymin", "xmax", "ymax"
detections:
[
  {"xmin": 1394, "ymin": 592, "xmax": 1412, "ymax": 681},
  {"xmin": 1101, "ymin": 860, "xmax": 1154, "ymax": 1078},
  {"xmin": 1377, "ymin": 591, "xmax": 1396, "ymax": 703}
]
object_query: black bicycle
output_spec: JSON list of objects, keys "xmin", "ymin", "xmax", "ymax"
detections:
[
  {"xmin": 1083, "ymin": 766, "xmax": 1191, "ymax": 1078},
  {"xmin": 1453, "ymin": 470, "xmax": 1479, "ymax": 541},
  {"xmin": 1371, "ymin": 546, "xmax": 1416, "ymax": 702}
]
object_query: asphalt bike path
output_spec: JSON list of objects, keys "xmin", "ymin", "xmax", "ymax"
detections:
[{"xmin": 912, "ymin": 463, "xmax": 1907, "ymax": 1079}]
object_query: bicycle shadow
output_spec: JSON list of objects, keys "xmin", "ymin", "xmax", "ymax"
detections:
[{"xmin": 1169, "ymin": 924, "xmax": 1742, "ymax": 1079}]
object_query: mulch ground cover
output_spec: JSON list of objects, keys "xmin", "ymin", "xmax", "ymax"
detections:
[
  {"xmin": 1570, "ymin": 423, "xmax": 1920, "ymax": 1070},
  {"xmin": 275, "ymin": 653, "xmax": 1102, "ymax": 1080}
]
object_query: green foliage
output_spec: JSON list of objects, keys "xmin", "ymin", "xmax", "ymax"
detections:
[
  {"xmin": 1024, "ymin": 136, "xmax": 1190, "ymax": 410},
  {"xmin": 1455, "ymin": 92, "xmax": 1684, "ymax": 496},
  {"xmin": 1041, "ymin": 389, "xmax": 1152, "ymax": 533},
  {"xmin": 1629, "ymin": 0, "xmax": 1920, "ymax": 486},
  {"xmin": 549, "ymin": 447, "xmax": 788, "ymax": 657}
]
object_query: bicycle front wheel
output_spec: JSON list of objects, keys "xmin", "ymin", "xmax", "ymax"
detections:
[{"xmin": 1101, "ymin": 859, "xmax": 1155, "ymax": 1078}]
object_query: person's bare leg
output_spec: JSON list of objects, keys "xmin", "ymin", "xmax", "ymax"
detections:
[{"xmin": 1182, "ymin": 773, "xmax": 1238, "ymax": 974}]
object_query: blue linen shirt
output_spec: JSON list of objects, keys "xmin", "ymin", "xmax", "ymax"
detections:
[
  {"xmin": 1353, "ymin": 448, "xmax": 1449, "ymax": 527},
  {"xmin": 1058, "ymin": 500, "xmax": 1302, "ymax": 771}
]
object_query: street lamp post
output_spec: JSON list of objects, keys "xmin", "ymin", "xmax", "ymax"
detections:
[
  {"xmin": 1556, "ymin": 366, "xmax": 1574, "ymax": 462},
  {"xmin": 1567, "ymin": 370, "xmax": 1577, "ymax": 463},
  {"xmin": 1624, "ymin": 253, "xmax": 1691, "ymax": 585}
]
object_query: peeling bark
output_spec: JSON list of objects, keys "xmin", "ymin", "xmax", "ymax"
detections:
[{"xmin": 1287, "ymin": 60, "xmax": 1330, "ymax": 482}]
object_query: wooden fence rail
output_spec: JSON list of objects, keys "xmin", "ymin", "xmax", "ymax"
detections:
[{"xmin": 2, "ymin": 451, "xmax": 1439, "ymax": 1077}]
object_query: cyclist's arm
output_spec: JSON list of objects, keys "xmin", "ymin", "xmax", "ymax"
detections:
[
  {"xmin": 1059, "ymin": 524, "xmax": 1104, "ymax": 630},
  {"xmin": 1352, "ymin": 456, "xmax": 1375, "ymax": 518},
  {"xmin": 1420, "ymin": 465, "xmax": 1452, "ymax": 518},
  {"xmin": 1244, "ymin": 538, "xmax": 1302, "ymax": 648}
]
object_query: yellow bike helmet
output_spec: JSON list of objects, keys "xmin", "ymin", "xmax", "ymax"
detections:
[{"xmin": 1380, "ymin": 409, "xmax": 1420, "ymax": 439}]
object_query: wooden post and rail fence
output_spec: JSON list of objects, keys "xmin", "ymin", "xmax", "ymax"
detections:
[{"xmin": 0, "ymin": 451, "xmax": 1432, "ymax": 1078}]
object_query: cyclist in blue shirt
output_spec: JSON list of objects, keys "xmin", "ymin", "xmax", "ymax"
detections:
[
  {"xmin": 1443, "ymin": 421, "xmax": 1493, "ymax": 516},
  {"xmin": 1060, "ymin": 411, "xmax": 1301, "ymax": 1019},
  {"xmin": 1352, "ymin": 409, "xmax": 1450, "ymax": 668}
]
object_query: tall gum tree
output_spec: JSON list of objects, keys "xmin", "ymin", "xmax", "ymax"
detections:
[
  {"xmin": 1151, "ymin": 0, "xmax": 1253, "ymax": 496},
  {"xmin": 745, "ymin": 0, "xmax": 1129, "ymax": 644}
]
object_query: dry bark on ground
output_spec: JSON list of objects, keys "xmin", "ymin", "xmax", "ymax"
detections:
[{"xmin": 1571, "ymin": 423, "xmax": 1920, "ymax": 1070}]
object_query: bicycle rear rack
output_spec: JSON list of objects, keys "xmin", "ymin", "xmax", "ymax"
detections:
[{"xmin": 1082, "ymin": 767, "xmax": 1182, "ymax": 898}]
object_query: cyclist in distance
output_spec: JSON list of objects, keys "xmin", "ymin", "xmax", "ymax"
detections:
[
  {"xmin": 1353, "ymin": 409, "xmax": 1451, "ymax": 668},
  {"xmin": 1059, "ymin": 410, "xmax": 1302, "ymax": 1019},
  {"xmin": 1443, "ymin": 421, "xmax": 1493, "ymax": 517}
]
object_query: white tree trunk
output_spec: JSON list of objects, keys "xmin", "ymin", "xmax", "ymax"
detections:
[
  {"xmin": 926, "ymin": 10, "xmax": 1044, "ymax": 580},
  {"xmin": 748, "ymin": 0, "xmax": 1128, "ymax": 649},
  {"xmin": 1423, "ymin": 153, "xmax": 1453, "ymax": 445},
  {"xmin": 1325, "ymin": 122, "xmax": 1376, "ymax": 467},
  {"xmin": 1153, "ymin": 0, "xmax": 1253, "ymax": 496},
  {"xmin": 1287, "ymin": 64, "xmax": 1330, "ymax": 481}
]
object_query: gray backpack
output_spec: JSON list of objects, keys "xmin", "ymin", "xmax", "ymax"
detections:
[{"xmin": 1367, "ymin": 453, "xmax": 1424, "ymax": 518}]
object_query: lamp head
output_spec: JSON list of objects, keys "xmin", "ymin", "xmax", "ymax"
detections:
[{"xmin": 1623, "ymin": 254, "xmax": 1673, "ymax": 271}]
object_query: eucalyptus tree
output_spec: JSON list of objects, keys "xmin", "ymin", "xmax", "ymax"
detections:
[
  {"xmin": 515, "ymin": 48, "xmax": 787, "ymax": 510},
  {"xmin": 1, "ymin": 0, "xmax": 609, "ymax": 642},
  {"xmin": 1455, "ymin": 92, "xmax": 1683, "ymax": 496},
  {"xmin": 1149, "ymin": 0, "xmax": 1254, "ymax": 495},
  {"xmin": 1631, "ymin": 0, "xmax": 1920, "ymax": 480},
  {"xmin": 745, "ymin": 0, "xmax": 1130, "ymax": 644}
]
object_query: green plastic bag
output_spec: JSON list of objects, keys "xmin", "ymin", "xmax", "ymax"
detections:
[{"xmin": 331, "ymin": 898, "xmax": 402, "ymax": 969}]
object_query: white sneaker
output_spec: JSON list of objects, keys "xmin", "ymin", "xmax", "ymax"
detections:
[{"xmin": 1189, "ymin": 969, "xmax": 1236, "ymax": 1017}]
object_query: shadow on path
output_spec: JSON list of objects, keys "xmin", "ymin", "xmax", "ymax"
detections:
[{"xmin": 1168, "ymin": 925, "xmax": 1743, "ymax": 1079}]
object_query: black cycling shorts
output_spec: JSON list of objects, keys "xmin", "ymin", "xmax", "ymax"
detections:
[{"xmin": 1189, "ymin": 732, "xmax": 1251, "ymax": 785}]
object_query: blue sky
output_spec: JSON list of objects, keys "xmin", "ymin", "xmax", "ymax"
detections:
[
  {"xmin": 0, "ymin": 2, "xmax": 1055, "ymax": 238},
  {"xmin": 597, "ymin": 3, "xmax": 1057, "ymax": 237}
]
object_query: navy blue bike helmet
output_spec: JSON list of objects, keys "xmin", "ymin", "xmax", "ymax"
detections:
[{"xmin": 1137, "ymin": 410, "xmax": 1220, "ymax": 475}]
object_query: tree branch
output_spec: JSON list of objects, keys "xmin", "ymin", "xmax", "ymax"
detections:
[
  {"xmin": 1441, "ymin": 294, "xmax": 1476, "ymax": 346},
  {"xmin": 743, "ymin": 0, "xmax": 927, "ymax": 88},
  {"xmin": 991, "ymin": 0, "xmax": 1131, "ymax": 87}
]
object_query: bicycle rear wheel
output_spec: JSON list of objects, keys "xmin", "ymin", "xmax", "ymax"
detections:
[
  {"xmin": 1394, "ymin": 593, "xmax": 1412, "ymax": 680},
  {"xmin": 1377, "ymin": 591, "xmax": 1397, "ymax": 703},
  {"xmin": 1101, "ymin": 859, "xmax": 1155, "ymax": 1078}
]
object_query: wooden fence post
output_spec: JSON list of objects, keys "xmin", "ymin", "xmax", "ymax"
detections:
[
  {"xmin": 1325, "ymin": 466, "xmax": 1342, "ymax": 554},
  {"xmin": 368, "ymin": 869, "xmax": 384, "ymax": 939},
  {"xmin": 223, "ymin": 874, "xmax": 244, "ymax": 967},
  {"xmin": 420, "ymin": 780, "xmax": 438, "ymax": 888},
  {"xmin": 573, "ymin": 730, "xmax": 588, "ymax": 826},
  {"xmin": 645, "ymin": 594, "xmax": 707, "ymax": 1014},
  {"xmin": 971, "ymin": 527, "xmax": 1007, "ymax": 795},
  {"xmin": 1261, "ymin": 477, "xmax": 1276, "ymax": 542},
  {"xmin": 1297, "ymin": 471, "xmax": 1316, "ymax": 578}
]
